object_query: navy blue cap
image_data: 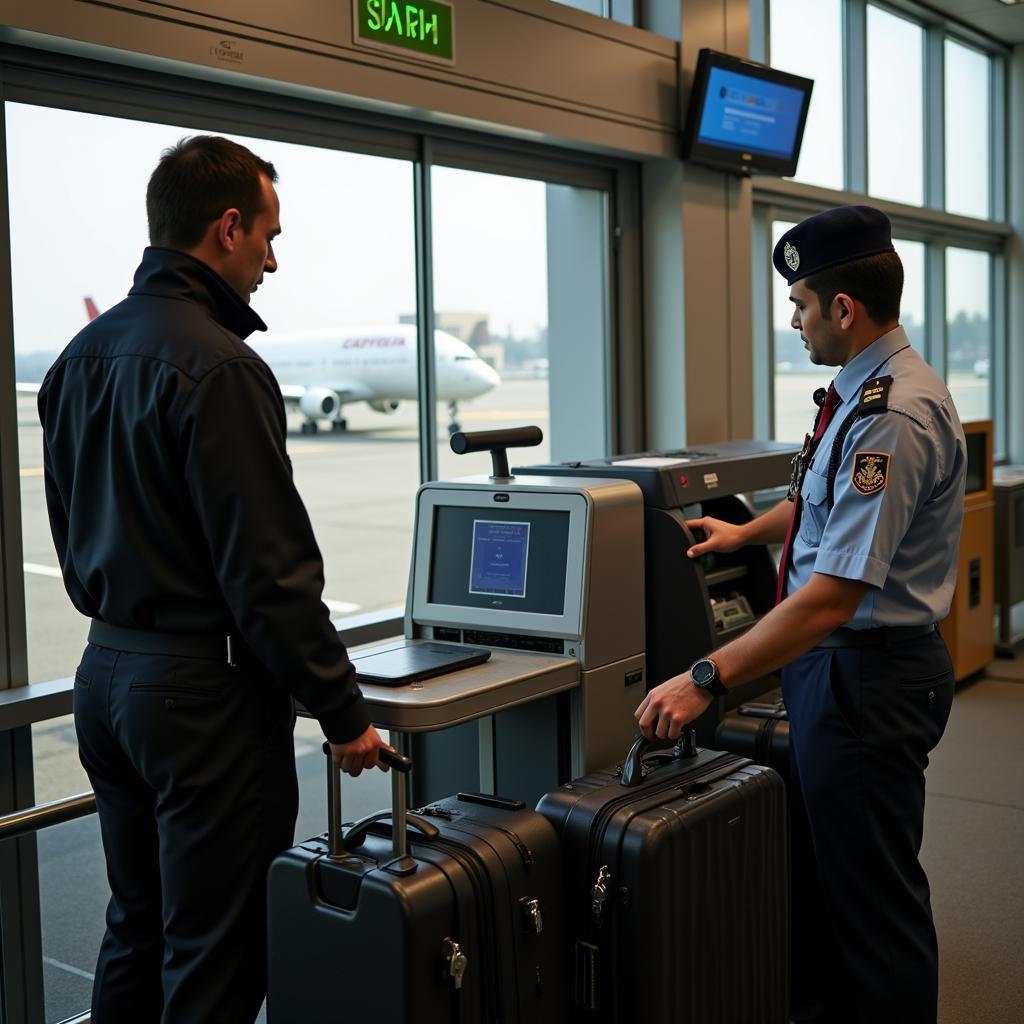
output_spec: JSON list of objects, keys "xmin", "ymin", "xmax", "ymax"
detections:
[{"xmin": 772, "ymin": 205, "xmax": 895, "ymax": 285}]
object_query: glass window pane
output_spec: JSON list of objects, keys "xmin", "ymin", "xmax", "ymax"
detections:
[
  {"xmin": 946, "ymin": 247, "xmax": 992, "ymax": 422},
  {"xmin": 772, "ymin": 220, "xmax": 833, "ymax": 442},
  {"xmin": 867, "ymin": 5, "xmax": 924, "ymax": 206},
  {"xmin": 770, "ymin": 0, "xmax": 844, "ymax": 190},
  {"xmin": 895, "ymin": 238, "xmax": 926, "ymax": 355},
  {"xmin": 430, "ymin": 168, "xmax": 609, "ymax": 476},
  {"xmin": 945, "ymin": 39, "xmax": 991, "ymax": 219},
  {"xmin": 8, "ymin": 102, "xmax": 418, "ymax": 692},
  {"xmin": 548, "ymin": 0, "xmax": 635, "ymax": 25}
]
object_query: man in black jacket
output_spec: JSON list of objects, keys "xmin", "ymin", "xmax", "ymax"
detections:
[{"xmin": 37, "ymin": 136, "xmax": 387, "ymax": 1023}]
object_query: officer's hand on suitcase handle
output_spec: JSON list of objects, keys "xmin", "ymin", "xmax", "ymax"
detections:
[
  {"xmin": 620, "ymin": 729, "xmax": 698, "ymax": 787},
  {"xmin": 635, "ymin": 671, "xmax": 714, "ymax": 740}
]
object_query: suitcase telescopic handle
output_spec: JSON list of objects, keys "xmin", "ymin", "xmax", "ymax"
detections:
[
  {"xmin": 322, "ymin": 743, "xmax": 414, "ymax": 862},
  {"xmin": 620, "ymin": 729, "xmax": 698, "ymax": 788}
]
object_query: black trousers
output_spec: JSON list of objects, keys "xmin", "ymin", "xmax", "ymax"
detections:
[
  {"xmin": 782, "ymin": 630, "xmax": 954, "ymax": 1024},
  {"xmin": 74, "ymin": 642, "xmax": 299, "ymax": 1024}
]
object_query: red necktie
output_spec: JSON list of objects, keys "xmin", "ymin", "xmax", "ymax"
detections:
[{"xmin": 775, "ymin": 383, "xmax": 840, "ymax": 605}]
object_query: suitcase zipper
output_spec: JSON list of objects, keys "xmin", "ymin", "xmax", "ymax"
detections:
[{"xmin": 425, "ymin": 835, "xmax": 503, "ymax": 1016}]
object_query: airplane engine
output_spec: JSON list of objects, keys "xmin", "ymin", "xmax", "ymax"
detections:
[
  {"xmin": 368, "ymin": 400, "xmax": 401, "ymax": 415},
  {"xmin": 299, "ymin": 387, "xmax": 339, "ymax": 419}
]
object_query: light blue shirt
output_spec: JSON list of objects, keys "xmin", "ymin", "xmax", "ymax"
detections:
[{"xmin": 787, "ymin": 326, "xmax": 967, "ymax": 627}]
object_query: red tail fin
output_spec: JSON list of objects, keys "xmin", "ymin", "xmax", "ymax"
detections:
[{"xmin": 84, "ymin": 297, "xmax": 101, "ymax": 321}]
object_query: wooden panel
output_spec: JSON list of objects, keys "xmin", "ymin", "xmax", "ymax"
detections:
[{"xmin": 939, "ymin": 501, "xmax": 995, "ymax": 682}]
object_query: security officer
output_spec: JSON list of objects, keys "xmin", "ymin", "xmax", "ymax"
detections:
[
  {"xmin": 37, "ymin": 136, "xmax": 389, "ymax": 1023},
  {"xmin": 636, "ymin": 205, "xmax": 966, "ymax": 1024}
]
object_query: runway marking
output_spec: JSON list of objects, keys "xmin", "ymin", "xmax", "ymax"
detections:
[
  {"xmin": 20, "ymin": 466, "xmax": 44, "ymax": 477},
  {"xmin": 24, "ymin": 562, "xmax": 63, "ymax": 578},
  {"xmin": 43, "ymin": 956, "xmax": 94, "ymax": 981},
  {"xmin": 324, "ymin": 599, "xmax": 361, "ymax": 614}
]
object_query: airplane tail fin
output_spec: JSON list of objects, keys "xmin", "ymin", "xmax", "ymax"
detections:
[{"xmin": 84, "ymin": 297, "xmax": 101, "ymax": 321}]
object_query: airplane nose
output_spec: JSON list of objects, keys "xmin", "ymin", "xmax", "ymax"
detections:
[{"xmin": 477, "ymin": 361, "xmax": 500, "ymax": 387}]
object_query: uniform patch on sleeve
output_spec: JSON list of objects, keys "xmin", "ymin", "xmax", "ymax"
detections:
[{"xmin": 851, "ymin": 452, "xmax": 891, "ymax": 495}]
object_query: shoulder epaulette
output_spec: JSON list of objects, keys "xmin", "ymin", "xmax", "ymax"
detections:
[{"xmin": 858, "ymin": 375, "xmax": 893, "ymax": 415}]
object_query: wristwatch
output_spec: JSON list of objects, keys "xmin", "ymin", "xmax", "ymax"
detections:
[{"xmin": 690, "ymin": 657, "xmax": 728, "ymax": 698}]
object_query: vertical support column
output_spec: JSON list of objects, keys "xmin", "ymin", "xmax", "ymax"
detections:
[
  {"xmin": 924, "ymin": 26, "xmax": 946, "ymax": 212},
  {"xmin": 414, "ymin": 138, "xmax": 438, "ymax": 483},
  {"xmin": 546, "ymin": 184, "xmax": 611, "ymax": 460},
  {"xmin": 1007, "ymin": 45, "xmax": 1024, "ymax": 464}
]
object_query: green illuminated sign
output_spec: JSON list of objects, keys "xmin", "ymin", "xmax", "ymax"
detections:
[{"xmin": 354, "ymin": 0, "xmax": 455, "ymax": 64}]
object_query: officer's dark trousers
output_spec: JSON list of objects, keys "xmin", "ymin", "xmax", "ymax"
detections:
[
  {"xmin": 782, "ymin": 630, "xmax": 954, "ymax": 1024},
  {"xmin": 74, "ymin": 642, "xmax": 299, "ymax": 1024}
]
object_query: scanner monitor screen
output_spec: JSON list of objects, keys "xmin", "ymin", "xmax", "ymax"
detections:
[
  {"xmin": 430, "ymin": 506, "xmax": 569, "ymax": 615},
  {"xmin": 683, "ymin": 49, "xmax": 813, "ymax": 176}
]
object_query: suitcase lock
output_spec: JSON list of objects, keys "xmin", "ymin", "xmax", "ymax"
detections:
[
  {"xmin": 442, "ymin": 937, "xmax": 468, "ymax": 990},
  {"xmin": 591, "ymin": 865, "xmax": 612, "ymax": 923},
  {"xmin": 521, "ymin": 897, "xmax": 544, "ymax": 933}
]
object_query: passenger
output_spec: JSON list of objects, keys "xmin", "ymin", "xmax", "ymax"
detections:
[
  {"xmin": 37, "ymin": 135, "xmax": 389, "ymax": 1023},
  {"xmin": 636, "ymin": 205, "xmax": 965, "ymax": 1024}
]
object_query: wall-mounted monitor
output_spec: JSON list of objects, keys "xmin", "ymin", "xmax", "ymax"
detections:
[{"xmin": 683, "ymin": 49, "xmax": 814, "ymax": 177}]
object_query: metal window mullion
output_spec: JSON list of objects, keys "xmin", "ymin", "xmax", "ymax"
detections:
[
  {"xmin": 991, "ymin": 54, "xmax": 1006, "ymax": 224},
  {"xmin": 844, "ymin": 0, "xmax": 868, "ymax": 195},
  {"xmin": 927, "ymin": 242, "xmax": 947, "ymax": 379},
  {"xmin": 414, "ymin": 138, "xmax": 438, "ymax": 484},
  {"xmin": 751, "ymin": 204, "xmax": 773, "ymax": 440},
  {"xmin": 992, "ymin": 250, "xmax": 1006, "ymax": 460},
  {"xmin": 924, "ymin": 25, "xmax": 945, "ymax": 211},
  {"xmin": 0, "ymin": 77, "xmax": 46, "ymax": 1024}
]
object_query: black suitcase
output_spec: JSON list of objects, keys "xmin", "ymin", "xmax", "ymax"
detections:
[
  {"xmin": 715, "ymin": 691, "xmax": 791, "ymax": 778},
  {"xmin": 536, "ymin": 732, "xmax": 788, "ymax": 1023},
  {"xmin": 266, "ymin": 745, "xmax": 568, "ymax": 1023}
]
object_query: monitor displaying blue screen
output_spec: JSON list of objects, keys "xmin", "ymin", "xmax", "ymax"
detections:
[
  {"xmin": 469, "ymin": 520, "xmax": 530, "ymax": 598},
  {"xmin": 697, "ymin": 66, "xmax": 806, "ymax": 159}
]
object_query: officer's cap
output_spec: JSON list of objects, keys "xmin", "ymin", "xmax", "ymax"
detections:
[{"xmin": 772, "ymin": 205, "xmax": 895, "ymax": 286}]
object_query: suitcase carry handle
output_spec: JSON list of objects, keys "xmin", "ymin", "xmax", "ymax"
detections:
[
  {"xmin": 620, "ymin": 729, "xmax": 698, "ymax": 788},
  {"xmin": 322, "ymin": 743, "xmax": 418, "ymax": 872},
  {"xmin": 343, "ymin": 811, "xmax": 441, "ymax": 852}
]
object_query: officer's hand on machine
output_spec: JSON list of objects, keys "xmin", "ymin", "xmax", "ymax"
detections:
[
  {"xmin": 635, "ymin": 673, "xmax": 712, "ymax": 741},
  {"xmin": 684, "ymin": 516, "xmax": 746, "ymax": 558},
  {"xmin": 329, "ymin": 723, "xmax": 393, "ymax": 777}
]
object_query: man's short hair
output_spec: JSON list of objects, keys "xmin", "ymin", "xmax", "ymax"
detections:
[
  {"xmin": 146, "ymin": 136, "xmax": 278, "ymax": 250},
  {"xmin": 804, "ymin": 251, "xmax": 904, "ymax": 325}
]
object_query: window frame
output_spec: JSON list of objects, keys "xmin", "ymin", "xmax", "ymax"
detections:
[{"xmin": 757, "ymin": 0, "xmax": 1010, "ymax": 461}]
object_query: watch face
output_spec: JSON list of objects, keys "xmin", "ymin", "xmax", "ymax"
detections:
[{"xmin": 692, "ymin": 660, "xmax": 716, "ymax": 686}]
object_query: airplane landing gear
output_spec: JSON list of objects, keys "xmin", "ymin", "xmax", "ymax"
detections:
[
  {"xmin": 300, "ymin": 420, "xmax": 319, "ymax": 435},
  {"xmin": 447, "ymin": 401, "xmax": 461, "ymax": 436},
  {"xmin": 331, "ymin": 417, "xmax": 349, "ymax": 433}
]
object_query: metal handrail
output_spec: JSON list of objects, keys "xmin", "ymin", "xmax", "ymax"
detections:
[{"xmin": 0, "ymin": 792, "xmax": 96, "ymax": 843}]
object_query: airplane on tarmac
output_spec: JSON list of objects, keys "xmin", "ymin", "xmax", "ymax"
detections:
[{"xmin": 16, "ymin": 301, "xmax": 501, "ymax": 435}]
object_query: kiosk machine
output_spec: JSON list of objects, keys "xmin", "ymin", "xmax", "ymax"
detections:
[
  {"xmin": 517, "ymin": 440, "xmax": 799, "ymax": 744},
  {"xmin": 350, "ymin": 428, "xmax": 646, "ymax": 806}
]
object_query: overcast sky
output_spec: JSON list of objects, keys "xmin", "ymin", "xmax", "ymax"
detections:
[{"xmin": 6, "ymin": 102, "xmax": 550, "ymax": 354}]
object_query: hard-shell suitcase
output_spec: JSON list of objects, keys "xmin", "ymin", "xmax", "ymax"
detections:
[
  {"xmin": 536, "ymin": 732, "xmax": 788, "ymax": 1023},
  {"xmin": 715, "ymin": 693, "xmax": 791, "ymax": 778},
  {"xmin": 266, "ymin": 744, "xmax": 567, "ymax": 1023}
]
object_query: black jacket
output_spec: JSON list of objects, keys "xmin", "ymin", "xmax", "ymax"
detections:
[{"xmin": 37, "ymin": 247, "xmax": 370, "ymax": 743}]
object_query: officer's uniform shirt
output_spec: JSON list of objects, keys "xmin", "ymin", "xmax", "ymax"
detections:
[{"xmin": 787, "ymin": 325, "xmax": 967, "ymax": 627}]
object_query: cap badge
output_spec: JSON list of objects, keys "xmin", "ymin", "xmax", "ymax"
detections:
[{"xmin": 784, "ymin": 242, "xmax": 800, "ymax": 272}]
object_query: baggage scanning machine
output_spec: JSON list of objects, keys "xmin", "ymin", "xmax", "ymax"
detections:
[
  {"xmin": 517, "ymin": 441, "xmax": 799, "ymax": 745},
  {"xmin": 352, "ymin": 428, "xmax": 646, "ymax": 806}
]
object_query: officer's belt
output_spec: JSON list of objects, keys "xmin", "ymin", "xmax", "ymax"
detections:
[
  {"xmin": 816, "ymin": 623, "xmax": 936, "ymax": 649},
  {"xmin": 88, "ymin": 620, "xmax": 237, "ymax": 665}
]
